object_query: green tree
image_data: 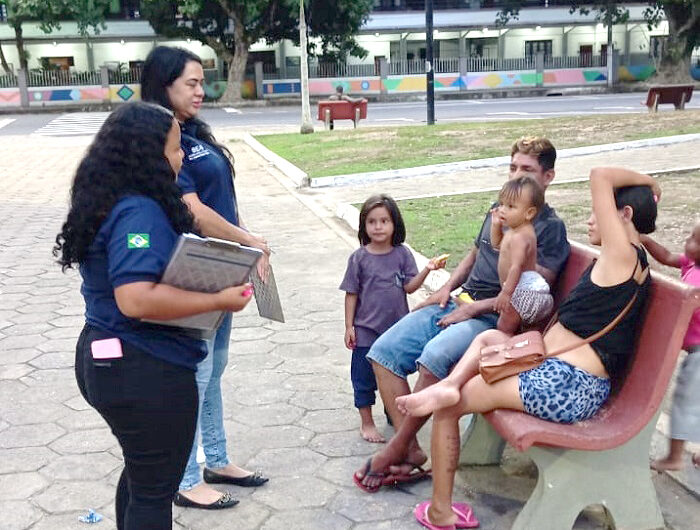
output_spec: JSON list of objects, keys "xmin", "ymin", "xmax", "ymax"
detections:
[
  {"xmin": 5, "ymin": 0, "xmax": 110, "ymax": 71},
  {"xmin": 141, "ymin": 0, "xmax": 373, "ymax": 103},
  {"xmin": 497, "ymin": 1, "xmax": 699, "ymax": 83}
]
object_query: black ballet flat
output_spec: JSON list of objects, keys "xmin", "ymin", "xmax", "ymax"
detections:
[
  {"xmin": 203, "ymin": 468, "xmax": 269, "ymax": 487},
  {"xmin": 172, "ymin": 491, "xmax": 239, "ymax": 510}
]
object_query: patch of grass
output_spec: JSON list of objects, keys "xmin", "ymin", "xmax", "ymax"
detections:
[
  {"xmin": 255, "ymin": 111, "xmax": 700, "ymax": 179},
  {"xmin": 399, "ymin": 171, "xmax": 700, "ymax": 277}
]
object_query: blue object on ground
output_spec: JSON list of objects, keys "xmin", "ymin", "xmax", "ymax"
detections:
[{"xmin": 78, "ymin": 509, "xmax": 103, "ymax": 524}]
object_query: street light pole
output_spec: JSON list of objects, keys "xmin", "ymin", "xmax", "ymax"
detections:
[{"xmin": 425, "ymin": 0, "xmax": 435, "ymax": 125}]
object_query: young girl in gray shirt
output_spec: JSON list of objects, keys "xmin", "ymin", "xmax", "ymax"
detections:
[{"xmin": 340, "ymin": 194, "xmax": 446, "ymax": 442}]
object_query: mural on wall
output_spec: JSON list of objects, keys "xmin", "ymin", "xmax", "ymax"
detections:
[
  {"xmin": 203, "ymin": 79, "xmax": 256, "ymax": 100},
  {"xmin": 0, "ymin": 88, "xmax": 21, "ymax": 106},
  {"xmin": 28, "ymin": 86, "xmax": 107, "ymax": 103},
  {"xmin": 110, "ymin": 84, "xmax": 140, "ymax": 102},
  {"xmin": 618, "ymin": 65, "xmax": 656, "ymax": 82},
  {"xmin": 690, "ymin": 64, "xmax": 700, "ymax": 81},
  {"xmin": 264, "ymin": 77, "xmax": 380, "ymax": 96},
  {"xmin": 464, "ymin": 71, "xmax": 538, "ymax": 89},
  {"xmin": 543, "ymin": 68, "xmax": 607, "ymax": 86}
]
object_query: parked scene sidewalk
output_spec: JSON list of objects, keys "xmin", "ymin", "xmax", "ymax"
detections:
[{"xmin": 0, "ymin": 130, "xmax": 698, "ymax": 530}]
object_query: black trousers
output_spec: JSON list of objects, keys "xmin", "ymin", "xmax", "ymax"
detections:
[{"xmin": 75, "ymin": 325, "xmax": 198, "ymax": 530}]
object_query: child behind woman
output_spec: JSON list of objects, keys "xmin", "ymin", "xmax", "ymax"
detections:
[
  {"xmin": 340, "ymin": 194, "xmax": 446, "ymax": 442},
  {"xmin": 642, "ymin": 221, "xmax": 700, "ymax": 471}
]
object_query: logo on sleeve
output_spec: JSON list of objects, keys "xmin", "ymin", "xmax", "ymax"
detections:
[{"xmin": 127, "ymin": 233, "xmax": 150, "ymax": 249}]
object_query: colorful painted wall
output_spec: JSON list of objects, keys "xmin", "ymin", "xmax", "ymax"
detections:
[
  {"xmin": 618, "ymin": 65, "xmax": 656, "ymax": 82},
  {"xmin": 543, "ymin": 68, "xmax": 607, "ymax": 86},
  {"xmin": 109, "ymin": 84, "xmax": 140, "ymax": 103},
  {"xmin": 263, "ymin": 77, "xmax": 381, "ymax": 97},
  {"xmin": 464, "ymin": 71, "xmax": 537, "ymax": 90},
  {"xmin": 27, "ymin": 86, "xmax": 107, "ymax": 105},
  {"xmin": 0, "ymin": 88, "xmax": 21, "ymax": 107}
]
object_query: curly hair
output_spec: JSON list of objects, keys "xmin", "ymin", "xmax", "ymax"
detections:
[
  {"xmin": 141, "ymin": 46, "xmax": 235, "ymax": 178},
  {"xmin": 54, "ymin": 102, "xmax": 194, "ymax": 270}
]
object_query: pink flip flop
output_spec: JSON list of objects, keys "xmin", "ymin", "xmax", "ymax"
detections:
[{"xmin": 414, "ymin": 501, "xmax": 480, "ymax": 530}]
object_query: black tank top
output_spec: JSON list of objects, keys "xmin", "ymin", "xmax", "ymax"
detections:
[{"xmin": 557, "ymin": 245, "xmax": 651, "ymax": 387}]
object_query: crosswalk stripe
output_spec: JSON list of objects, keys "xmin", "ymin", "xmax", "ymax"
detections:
[
  {"xmin": 0, "ymin": 118, "xmax": 15, "ymax": 130},
  {"xmin": 33, "ymin": 113, "xmax": 110, "ymax": 137}
]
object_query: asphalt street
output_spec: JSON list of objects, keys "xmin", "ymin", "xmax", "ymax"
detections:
[{"xmin": 1, "ymin": 92, "xmax": 697, "ymax": 137}]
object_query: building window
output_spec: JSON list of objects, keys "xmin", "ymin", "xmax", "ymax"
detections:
[{"xmin": 525, "ymin": 40, "xmax": 552, "ymax": 58}]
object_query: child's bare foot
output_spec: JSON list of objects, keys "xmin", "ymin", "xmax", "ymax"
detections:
[
  {"xmin": 360, "ymin": 424, "xmax": 386, "ymax": 443},
  {"xmin": 650, "ymin": 457, "xmax": 684, "ymax": 472},
  {"xmin": 396, "ymin": 381, "xmax": 461, "ymax": 417}
]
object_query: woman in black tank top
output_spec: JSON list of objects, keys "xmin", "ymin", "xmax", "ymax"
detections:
[{"xmin": 395, "ymin": 168, "xmax": 659, "ymax": 529}]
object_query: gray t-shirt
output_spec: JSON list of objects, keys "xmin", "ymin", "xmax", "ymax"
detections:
[
  {"xmin": 340, "ymin": 245, "xmax": 419, "ymax": 347},
  {"xmin": 462, "ymin": 203, "xmax": 570, "ymax": 300}
]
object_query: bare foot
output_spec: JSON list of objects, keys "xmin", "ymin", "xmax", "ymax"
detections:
[
  {"xmin": 396, "ymin": 381, "xmax": 461, "ymax": 417},
  {"xmin": 650, "ymin": 457, "xmax": 684, "ymax": 472},
  {"xmin": 360, "ymin": 424, "xmax": 386, "ymax": 443},
  {"xmin": 178, "ymin": 483, "xmax": 225, "ymax": 505}
]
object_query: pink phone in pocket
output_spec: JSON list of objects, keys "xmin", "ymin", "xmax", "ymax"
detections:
[{"xmin": 91, "ymin": 338, "xmax": 124, "ymax": 360}]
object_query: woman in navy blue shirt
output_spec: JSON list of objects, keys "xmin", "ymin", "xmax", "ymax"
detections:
[
  {"xmin": 141, "ymin": 47, "xmax": 271, "ymax": 510},
  {"xmin": 54, "ymin": 102, "xmax": 253, "ymax": 529}
]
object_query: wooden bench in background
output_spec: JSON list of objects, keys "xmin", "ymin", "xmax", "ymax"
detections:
[
  {"xmin": 460, "ymin": 240, "xmax": 700, "ymax": 530},
  {"xmin": 643, "ymin": 84, "xmax": 694, "ymax": 111},
  {"xmin": 317, "ymin": 99, "xmax": 368, "ymax": 129}
]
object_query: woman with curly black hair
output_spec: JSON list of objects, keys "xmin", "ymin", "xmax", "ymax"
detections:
[
  {"xmin": 141, "ymin": 46, "xmax": 271, "ymax": 510},
  {"xmin": 55, "ymin": 102, "xmax": 253, "ymax": 529}
]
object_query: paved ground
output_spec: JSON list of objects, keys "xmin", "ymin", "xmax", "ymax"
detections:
[{"xmin": 0, "ymin": 129, "xmax": 698, "ymax": 530}]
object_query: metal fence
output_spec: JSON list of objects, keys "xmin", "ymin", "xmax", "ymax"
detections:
[
  {"xmin": 0, "ymin": 73, "xmax": 18, "ymax": 88},
  {"xmin": 26, "ymin": 69, "xmax": 102, "ymax": 87},
  {"xmin": 107, "ymin": 67, "xmax": 143, "ymax": 85},
  {"xmin": 544, "ymin": 55, "xmax": 606, "ymax": 69}
]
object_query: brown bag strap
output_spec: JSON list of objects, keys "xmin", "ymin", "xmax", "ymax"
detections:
[{"xmin": 545, "ymin": 268, "xmax": 645, "ymax": 358}]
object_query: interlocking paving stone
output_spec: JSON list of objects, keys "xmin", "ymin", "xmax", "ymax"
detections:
[
  {"xmin": 252, "ymin": 476, "xmax": 338, "ymax": 510},
  {"xmin": 49, "ymin": 428, "xmax": 117, "ymax": 455},
  {"xmin": 0, "ymin": 472, "xmax": 49, "ymax": 500},
  {"xmin": 299, "ymin": 409, "xmax": 361, "ymax": 434},
  {"xmin": 271, "ymin": 341, "xmax": 328, "ymax": 360},
  {"xmin": 0, "ymin": 423, "xmax": 65, "ymax": 449},
  {"xmin": 33, "ymin": 480, "xmax": 115, "ymax": 513},
  {"xmin": 40, "ymin": 453, "xmax": 122, "ymax": 481},
  {"xmin": 234, "ymin": 403, "xmax": 305, "ymax": 428},
  {"xmin": 309, "ymin": 431, "xmax": 377, "ymax": 458},
  {"xmin": 246, "ymin": 447, "xmax": 327, "ymax": 477},
  {"xmin": 0, "ymin": 363, "xmax": 34, "ymax": 379},
  {"xmin": 0, "ymin": 447, "xmax": 57, "ymax": 474},
  {"xmin": 259, "ymin": 508, "xmax": 353, "ymax": 530},
  {"xmin": 29, "ymin": 351, "xmax": 75, "ymax": 370},
  {"xmin": 0, "ymin": 500, "xmax": 44, "ymax": 530}
]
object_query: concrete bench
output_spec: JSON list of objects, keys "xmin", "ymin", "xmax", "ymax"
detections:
[
  {"xmin": 317, "ymin": 99, "xmax": 368, "ymax": 130},
  {"xmin": 643, "ymin": 85, "xmax": 693, "ymax": 111},
  {"xmin": 460, "ymin": 240, "xmax": 700, "ymax": 530}
]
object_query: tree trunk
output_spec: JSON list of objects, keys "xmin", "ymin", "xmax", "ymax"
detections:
[
  {"xmin": 220, "ymin": 17, "xmax": 249, "ymax": 104},
  {"xmin": 0, "ymin": 42, "xmax": 11, "ymax": 74},
  {"xmin": 13, "ymin": 24, "xmax": 28, "ymax": 71},
  {"xmin": 299, "ymin": 1, "xmax": 314, "ymax": 134},
  {"xmin": 654, "ymin": 4, "xmax": 696, "ymax": 84}
]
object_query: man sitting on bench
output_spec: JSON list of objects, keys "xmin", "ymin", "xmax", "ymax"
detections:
[
  {"xmin": 353, "ymin": 137, "xmax": 570, "ymax": 492},
  {"xmin": 397, "ymin": 168, "xmax": 658, "ymax": 529},
  {"xmin": 326, "ymin": 85, "xmax": 359, "ymax": 130}
]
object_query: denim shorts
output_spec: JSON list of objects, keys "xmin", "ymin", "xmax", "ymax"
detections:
[
  {"xmin": 518, "ymin": 357, "xmax": 611, "ymax": 424},
  {"xmin": 366, "ymin": 301, "xmax": 498, "ymax": 380}
]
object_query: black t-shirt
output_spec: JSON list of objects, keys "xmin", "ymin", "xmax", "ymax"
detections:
[{"xmin": 462, "ymin": 203, "xmax": 570, "ymax": 300}]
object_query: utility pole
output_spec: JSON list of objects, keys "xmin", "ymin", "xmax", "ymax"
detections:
[
  {"xmin": 299, "ymin": 0, "xmax": 314, "ymax": 134},
  {"xmin": 425, "ymin": 0, "xmax": 435, "ymax": 125}
]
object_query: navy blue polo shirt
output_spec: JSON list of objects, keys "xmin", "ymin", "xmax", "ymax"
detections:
[
  {"xmin": 178, "ymin": 121, "xmax": 239, "ymax": 226},
  {"xmin": 462, "ymin": 203, "xmax": 569, "ymax": 300},
  {"xmin": 79, "ymin": 195, "xmax": 207, "ymax": 370}
]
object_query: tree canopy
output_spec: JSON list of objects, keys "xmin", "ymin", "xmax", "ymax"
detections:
[{"xmin": 142, "ymin": 0, "xmax": 374, "ymax": 102}]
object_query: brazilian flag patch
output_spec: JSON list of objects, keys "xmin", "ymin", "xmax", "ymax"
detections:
[{"xmin": 127, "ymin": 233, "xmax": 150, "ymax": 249}]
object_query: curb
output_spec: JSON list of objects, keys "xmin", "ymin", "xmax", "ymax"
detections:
[
  {"xmin": 310, "ymin": 133, "xmax": 700, "ymax": 188},
  {"xmin": 242, "ymin": 133, "xmax": 309, "ymax": 187}
]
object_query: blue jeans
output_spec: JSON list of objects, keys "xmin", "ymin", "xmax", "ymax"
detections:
[
  {"xmin": 367, "ymin": 302, "xmax": 498, "ymax": 380},
  {"xmin": 351, "ymin": 346, "xmax": 377, "ymax": 408},
  {"xmin": 179, "ymin": 313, "xmax": 232, "ymax": 491}
]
